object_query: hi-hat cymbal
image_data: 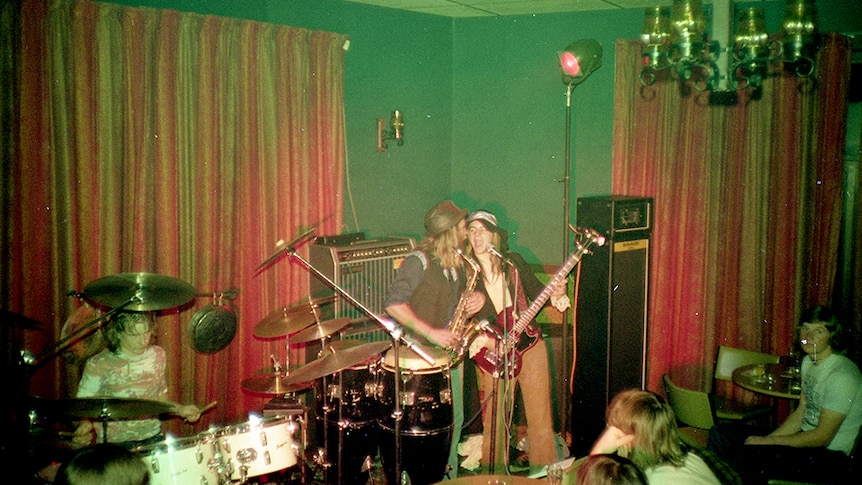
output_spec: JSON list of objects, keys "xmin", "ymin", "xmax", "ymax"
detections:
[
  {"xmin": 253, "ymin": 295, "xmax": 336, "ymax": 338},
  {"xmin": 283, "ymin": 341, "xmax": 391, "ymax": 385},
  {"xmin": 82, "ymin": 273, "xmax": 196, "ymax": 311},
  {"xmin": 32, "ymin": 397, "xmax": 175, "ymax": 420},
  {"xmin": 289, "ymin": 317, "xmax": 352, "ymax": 344},
  {"xmin": 241, "ymin": 374, "xmax": 314, "ymax": 395}
]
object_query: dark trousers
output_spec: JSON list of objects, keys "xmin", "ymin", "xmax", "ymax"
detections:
[{"xmin": 707, "ymin": 422, "xmax": 850, "ymax": 484}]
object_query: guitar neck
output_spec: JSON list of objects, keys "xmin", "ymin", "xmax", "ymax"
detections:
[{"xmin": 507, "ymin": 241, "xmax": 591, "ymax": 340}]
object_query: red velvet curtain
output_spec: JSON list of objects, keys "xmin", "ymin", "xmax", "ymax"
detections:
[
  {"xmin": 12, "ymin": 0, "xmax": 347, "ymax": 435},
  {"xmin": 612, "ymin": 35, "xmax": 851, "ymax": 395}
]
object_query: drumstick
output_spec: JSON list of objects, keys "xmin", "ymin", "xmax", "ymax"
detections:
[
  {"xmin": 199, "ymin": 401, "xmax": 218, "ymax": 413},
  {"xmin": 166, "ymin": 400, "xmax": 218, "ymax": 415}
]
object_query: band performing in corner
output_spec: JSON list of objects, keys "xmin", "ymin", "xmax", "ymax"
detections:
[{"xmin": 13, "ymin": 200, "xmax": 606, "ymax": 485}]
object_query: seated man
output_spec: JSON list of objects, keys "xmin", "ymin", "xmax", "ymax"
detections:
[{"xmin": 708, "ymin": 306, "xmax": 862, "ymax": 484}]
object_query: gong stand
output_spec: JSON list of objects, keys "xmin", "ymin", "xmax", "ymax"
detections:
[{"xmin": 285, "ymin": 248, "xmax": 436, "ymax": 485}]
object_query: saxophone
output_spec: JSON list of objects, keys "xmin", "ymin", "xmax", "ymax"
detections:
[{"xmin": 446, "ymin": 247, "xmax": 486, "ymax": 365}]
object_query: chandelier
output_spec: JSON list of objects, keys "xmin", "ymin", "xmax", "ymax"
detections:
[{"xmin": 639, "ymin": 0, "xmax": 818, "ymax": 96}]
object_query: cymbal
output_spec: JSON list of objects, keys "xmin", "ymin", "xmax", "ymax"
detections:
[
  {"xmin": 82, "ymin": 273, "xmax": 196, "ymax": 311},
  {"xmin": 32, "ymin": 397, "xmax": 175, "ymax": 420},
  {"xmin": 241, "ymin": 374, "xmax": 314, "ymax": 395},
  {"xmin": 0, "ymin": 309, "xmax": 43, "ymax": 330},
  {"xmin": 289, "ymin": 317, "xmax": 352, "ymax": 344},
  {"xmin": 283, "ymin": 341, "xmax": 391, "ymax": 385},
  {"xmin": 253, "ymin": 295, "xmax": 336, "ymax": 338},
  {"xmin": 255, "ymin": 225, "xmax": 318, "ymax": 272},
  {"xmin": 324, "ymin": 339, "xmax": 367, "ymax": 353}
]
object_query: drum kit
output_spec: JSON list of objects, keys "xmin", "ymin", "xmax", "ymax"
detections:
[
  {"xmin": 4, "ymin": 228, "xmax": 457, "ymax": 484},
  {"xmin": 236, "ymin": 235, "xmax": 458, "ymax": 485},
  {"xmin": 239, "ymin": 293, "xmax": 456, "ymax": 485}
]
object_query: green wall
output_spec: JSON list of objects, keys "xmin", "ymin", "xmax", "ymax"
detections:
[{"xmin": 96, "ymin": 0, "xmax": 862, "ymax": 263}]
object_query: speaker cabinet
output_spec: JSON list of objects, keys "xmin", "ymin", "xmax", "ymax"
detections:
[{"xmin": 570, "ymin": 196, "xmax": 652, "ymax": 456}]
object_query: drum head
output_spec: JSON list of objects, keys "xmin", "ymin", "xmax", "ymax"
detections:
[
  {"xmin": 382, "ymin": 345, "xmax": 450, "ymax": 372},
  {"xmin": 189, "ymin": 303, "xmax": 237, "ymax": 354}
]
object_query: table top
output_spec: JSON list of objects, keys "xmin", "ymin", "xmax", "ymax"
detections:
[
  {"xmin": 435, "ymin": 475, "xmax": 544, "ymax": 485},
  {"xmin": 732, "ymin": 362, "xmax": 801, "ymax": 399}
]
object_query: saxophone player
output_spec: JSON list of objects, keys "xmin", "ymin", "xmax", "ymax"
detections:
[{"xmin": 384, "ymin": 199, "xmax": 486, "ymax": 480}]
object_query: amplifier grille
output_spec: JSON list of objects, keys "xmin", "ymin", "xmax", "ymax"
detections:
[{"xmin": 309, "ymin": 237, "xmax": 415, "ymax": 326}]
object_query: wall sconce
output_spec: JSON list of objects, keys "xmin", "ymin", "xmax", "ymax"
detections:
[
  {"xmin": 639, "ymin": 0, "xmax": 818, "ymax": 96},
  {"xmin": 376, "ymin": 110, "xmax": 404, "ymax": 152}
]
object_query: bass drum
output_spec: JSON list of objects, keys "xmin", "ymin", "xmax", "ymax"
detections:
[
  {"xmin": 216, "ymin": 415, "xmax": 298, "ymax": 481},
  {"xmin": 377, "ymin": 345, "xmax": 453, "ymax": 485}
]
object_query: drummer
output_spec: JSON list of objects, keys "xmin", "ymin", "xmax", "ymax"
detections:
[{"xmin": 72, "ymin": 311, "xmax": 203, "ymax": 448}]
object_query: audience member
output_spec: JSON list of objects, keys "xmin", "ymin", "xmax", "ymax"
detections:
[
  {"xmin": 54, "ymin": 443, "xmax": 149, "ymax": 485},
  {"xmin": 576, "ymin": 453, "xmax": 647, "ymax": 485},
  {"xmin": 590, "ymin": 389, "xmax": 722, "ymax": 485},
  {"xmin": 708, "ymin": 305, "xmax": 862, "ymax": 484}
]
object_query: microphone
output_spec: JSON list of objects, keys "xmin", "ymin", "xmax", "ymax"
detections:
[
  {"xmin": 487, "ymin": 244, "xmax": 514, "ymax": 267},
  {"xmin": 479, "ymin": 319, "xmax": 503, "ymax": 340}
]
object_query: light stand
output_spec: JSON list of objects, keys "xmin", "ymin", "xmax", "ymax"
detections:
[{"xmin": 558, "ymin": 39, "xmax": 602, "ymax": 437}]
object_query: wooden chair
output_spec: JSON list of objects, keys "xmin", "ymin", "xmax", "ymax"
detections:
[
  {"xmin": 662, "ymin": 374, "xmax": 716, "ymax": 448},
  {"xmin": 713, "ymin": 345, "xmax": 781, "ymax": 422}
]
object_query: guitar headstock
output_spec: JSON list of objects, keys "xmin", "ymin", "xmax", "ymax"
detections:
[{"xmin": 569, "ymin": 224, "xmax": 606, "ymax": 250}]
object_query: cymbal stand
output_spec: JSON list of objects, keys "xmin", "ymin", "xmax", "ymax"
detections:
[
  {"xmin": 25, "ymin": 296, "xmax": 138, "ymax": 369},
  {"xmin": 285, "ymin": 249, "xmax": 436, "ymax": 485}
]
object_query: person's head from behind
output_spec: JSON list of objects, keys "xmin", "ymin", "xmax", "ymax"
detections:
[
  {"xmin": 591, "ymin": 389, "xmax": 685, "ymax": 469},
  {"xmin": 576, "ymin": 453, "xmax": 647, "ymax": 485},
  {"xmin": 105, "ymin": 311, "xmax": 154, "ymax": 356},
  {"xmin": 55, "ymin": 443, "xmax": 149, "ymax": 485}
]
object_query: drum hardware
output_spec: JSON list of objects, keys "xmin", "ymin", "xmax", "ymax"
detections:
[
  {"xmin": 263, "ymin": 396, "xmax": 310, "ymax": 485},
  {"xmin": 25, "ymin": 273, "xmax": 198, "ymax": 370},
  {"xmin": 252, "ymin": 295, "xmax": 335, "ymax": 339},
  {"xmin": 241, "ymin": 374, "xmax": 314, "ymax": 396},
  {"xmin": 259, "ymin": 231, "xmax": 439, "ymax": 485},
  {"xmin": 289, "ymin": 317, "xmax": 353, "ymax": 344},
  {"xmin": 255, "ymin": 224, "xmax": 319, "ymax": 273},
  {"xmin": 81, "ymin": 272, "xmax": 197, "ymax": 312},
  {"xmin": 0, "ymin": 309, "xmax": 44, "ymax": 330}
]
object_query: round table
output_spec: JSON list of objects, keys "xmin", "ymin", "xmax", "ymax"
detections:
[
  {"xmin": 435, "ymin": 475, "xmax": 544, "ymax": 485},
  {"xmin": 732, "ymin": 362, "xmax": 801, "ymax": 399}
]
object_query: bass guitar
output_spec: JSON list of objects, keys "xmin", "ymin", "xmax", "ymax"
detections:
[{"xmin": 472, "ymin": 227, "xmax": 605, "ymax": 378}]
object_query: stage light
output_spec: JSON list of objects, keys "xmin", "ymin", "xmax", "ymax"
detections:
[{"xmin": 560, "ymin": 39, "xmax": 603, "ymax": 86}]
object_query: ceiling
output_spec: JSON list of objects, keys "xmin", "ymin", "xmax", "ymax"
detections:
[{"xmin": 342, "ymin": 0, "xmax": 666, "ymax": 18}]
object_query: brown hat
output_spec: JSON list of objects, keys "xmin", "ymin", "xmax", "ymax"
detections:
[{"xmin": 424, "ymin": 200, "xmax": 468, "ymax": 236}]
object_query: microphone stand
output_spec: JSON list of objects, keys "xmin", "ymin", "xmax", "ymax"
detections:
[
  {"xmin": 487, "ymin": 266, "xmax": 507, "ymax": 474},
  {"xmin": 285, "ymin": 248, "xmax": 436, "ymax": 485}
]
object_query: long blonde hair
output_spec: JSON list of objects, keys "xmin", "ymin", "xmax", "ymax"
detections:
[
  {"xmin": 606, "ymin": 389, "xmax": 686, "ymax": 469},
  {"xmin": 419, "ymin": 224, "xmax": 464, "ymax": 270}
]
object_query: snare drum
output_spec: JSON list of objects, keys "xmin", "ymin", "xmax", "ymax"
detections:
[
  {"xmin": 136, "ymin": 433, "xmax": 219, "ymax": 485},
  {"xmin": 216, "ymin": 415, "xmax": 298, "ymax": 481}
]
